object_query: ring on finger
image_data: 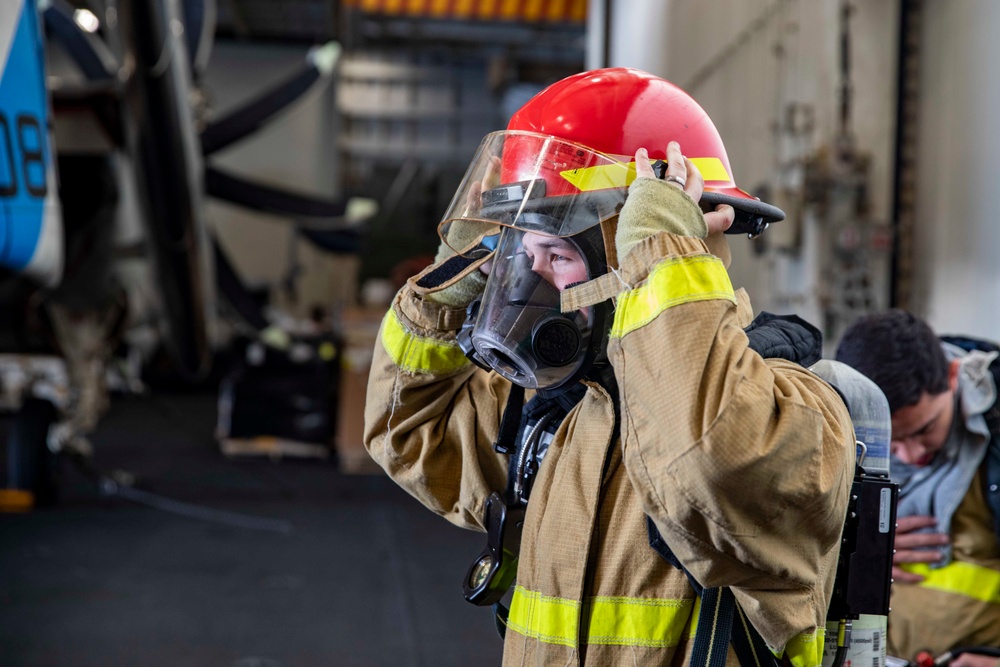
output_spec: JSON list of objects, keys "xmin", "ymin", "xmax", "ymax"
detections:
[{"xmin": 664, "ymin": 174, "xmax": 686, "ymax": 188}]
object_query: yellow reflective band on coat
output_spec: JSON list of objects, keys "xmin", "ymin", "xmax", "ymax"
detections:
[
  {"xmin": 507, "ymin": 585, "xmax": 695, "ymax": 648},
  {"xmin": 559, "ymin": 157, "xmax": 733, "ymax": 192},
  {"xmin": 901, "ymin": 561, "xmax": 1000, "ymax": 604},
  {"xmin": 380, "ymin": 309, "xmax": 470, "ymax": 374},
  {"xmin": 781, "ymin": 627, "xmax": 826, "ymax": 667},
  {"xmin": 686, "ymin": 596, "xmax": 701, "ymax": 639},
  {"xmin": 611, "ymin": 255, "xmax": 735, "ymax": 338}
]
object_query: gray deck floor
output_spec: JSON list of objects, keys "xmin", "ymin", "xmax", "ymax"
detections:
[{"xmin": 0, "ymin": 391, "xmax": 504, "ymax": 667}]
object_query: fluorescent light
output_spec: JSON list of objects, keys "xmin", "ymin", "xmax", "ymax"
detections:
[{"xmin": 73, "ymin": 8, "xmax": 100, "ymax": 33}]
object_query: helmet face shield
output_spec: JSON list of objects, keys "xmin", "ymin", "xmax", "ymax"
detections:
[
  {"xmin": 468, "ymin": 227, "xmax": 597, "ymax": 390},
  {"xmin": 438, "ymin": 131, "xmax": 630, "ymax": 256}
]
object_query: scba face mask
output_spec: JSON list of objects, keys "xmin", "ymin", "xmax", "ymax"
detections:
[
  {"xmin": 439, "ymin": 131, "xmax": 625, "ymax": 392},
  {"xmin": 462, "ymin": 227, "xmax": 604, "ymax": 391}
]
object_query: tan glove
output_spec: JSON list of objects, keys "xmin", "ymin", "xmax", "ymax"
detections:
[
  {"xmin": 615, "ymin": 176, "xmax": 707, "ymax": 258},
  {"xmin": 417, "ymin": 157, "xmax": 504, "ymax": 307},
  {"xmin": 421, "ymin": 227, "xmax": 490, "ymax": 307}
]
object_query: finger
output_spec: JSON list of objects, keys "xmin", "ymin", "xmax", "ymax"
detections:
[
  {"xmin": 704, "ymin": 205, "xmax": 734, "ymax": 235},
  {"xmin": 484, "ymin": 155, "xmax": 502, "ymax": 190},
  {"xmin": 893, "ymin": 548, "xmax": 945, "ymax": 564},
  {"xmin": 895, "ymin": 532, "xmax": 949, "ymax": 549},
  {"xmin": 664, "ymin": 141, "xmax": 686, "ymax": 189},
  {"xmin": 896, "ymin": 515, "xmax": 938, "ymax": 533},
  {"xmin": 892, "ymin": 566, "xmax": 925, "ymax": 584},
  {"xmin": 466, "ymin": 181, "xmax": 483, "ymax": 211},
  {"xmin": 634, "ymin": 147, "xmax": 655, "ymax": 180},
  {"xmin": 682, "ymin": 155, "xmax": 705, "ymax": 201}
]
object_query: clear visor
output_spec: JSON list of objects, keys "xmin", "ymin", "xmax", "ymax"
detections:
[
  {"xmin": 470, "ymin": 227, "xmax": 595, "ymax": 390},
  {"xmin": 438, "ymin": 131, "xmax": 631, "ymax": 257}
]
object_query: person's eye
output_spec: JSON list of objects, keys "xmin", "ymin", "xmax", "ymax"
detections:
[{"xmin": 912, "ymin": 417, "xmax": 937, "ymax": 437}]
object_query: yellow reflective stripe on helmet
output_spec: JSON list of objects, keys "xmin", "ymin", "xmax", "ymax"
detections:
[
  {"xmin": 611, "ymin": 255, "xmax": 735, "ymax": 338},
  {"xmin": 688, "ymin": 157, "xmax": 732, "ymax": 183},
  {"xmin": 781, "ymin": 627, "xmax": 826, "ymax": 667},
  {"xmin": 559, "ymin": 161, "xmax": 634, "ymax": 192},
  {"xmin": 559, "ymin": 157, "xmax": 733, "ymax": 192},
  {"xmin": 380, "ymin": 308, "xmax": 470, "ymax": 374},
  {"xmin": 507, "ymin": 585, "xmax": 695, "ymax": 648},
  {"xmin": 901, "ymin": 561, "xmax": 1000, "ymax": 604}
]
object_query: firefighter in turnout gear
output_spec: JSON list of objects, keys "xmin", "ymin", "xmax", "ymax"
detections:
[
  {"xmin": 364, "ymin": 68, "xmax": 856, "ymax": 666},
  {"xmin": 837, "ymin": 310, "xmax": 1000, "ymax": 667}
]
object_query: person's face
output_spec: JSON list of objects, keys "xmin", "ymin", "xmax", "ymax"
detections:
[
  {"xmin": 890, "ymin": 389, "xmax": 955, "ymax": 466},
  {"xmin": 520, "ymin": 232, "xmax": 589, "ymax": 291}
]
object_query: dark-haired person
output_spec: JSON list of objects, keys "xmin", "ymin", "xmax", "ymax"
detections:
[{"xmin": 836, "ymin": 309, "xmax": 1000, "ymax": 666}]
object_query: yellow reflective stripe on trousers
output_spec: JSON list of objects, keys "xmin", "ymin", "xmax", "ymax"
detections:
[
  {"xmin": 611, "ymin": 255, "xmax": 735, "ymax": 338},
  {"xmin": 901, "ymin": 561, "xmax": 1000, "ymax": 604},
  {"xmin": 507, "ymin": 585, "xmax": 695, "ymax": 648},
  {"xmin": 379, "ymin": 309, "xmax": 470, "ymax": 374}
]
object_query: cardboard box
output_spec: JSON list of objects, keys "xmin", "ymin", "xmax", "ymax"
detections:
[{"xmin": 335, "ymin": 307, "xmax": 387, "ymax": 474}]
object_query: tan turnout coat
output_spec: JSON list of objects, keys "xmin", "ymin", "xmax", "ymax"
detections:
[{"xmin": 364, "ymin": 227, "xmax": 855, "ymax": 666}]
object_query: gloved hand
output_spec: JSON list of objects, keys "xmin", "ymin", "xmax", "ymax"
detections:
[
  {"xmin": 418, "ymin": 157, "xmax": 501, "ymax": 307},
  {"xmin": 616, "ymin": 143, "xmax": 734, "ymax": 258},
  {"xmin": 423, "ymin": 225, "xmax": 490, "ymax": 307}
]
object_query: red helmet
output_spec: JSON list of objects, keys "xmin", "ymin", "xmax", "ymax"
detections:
[
  {"xmin": 439, "ymin": 69, "xmax": 781, "ymax": 390},
  {"xmin": 501, "ymin": 67, "xmax": 783, "ymax": 226}
]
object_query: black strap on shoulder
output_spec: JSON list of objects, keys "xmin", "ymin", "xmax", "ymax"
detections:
[
  {"xmin": 689, "ymin": 586, "xmax": 780, "ymax": 667},
  {"xmin": 646, "ymin": 516, "xmax": 703, "ymax": 596},
  {"xmin": 689, "ymin": 587, "xmax": 736, "ymax": 667},
  {"xmin": 731, "ymin": 600, "xmax": 780, "ymax": 667}
]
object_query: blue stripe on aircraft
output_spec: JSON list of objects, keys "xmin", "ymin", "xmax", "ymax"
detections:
[{"xmin": 0, "ymin": 0, "xmax": 51, "ymax": 270}]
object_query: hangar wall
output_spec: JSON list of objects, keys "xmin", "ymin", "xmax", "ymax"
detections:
[
  {"xmin": 601, "ymin": 0, "xmax": 1000, "ymax": 344},
  {"xmin": 913, "ymin": 0, "xmax": 1000, "ymax": 340},
  {"xmin": 597, "ymin": 0, "xmax": 902, "ymax": 349}
]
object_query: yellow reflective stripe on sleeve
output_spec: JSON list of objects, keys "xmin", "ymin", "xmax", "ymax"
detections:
[
  {"xmin": 781, "ymin": 627, "xmax": 826, "ymax": 667},
  {"xmin": 611, "ymin": 255, "xmax": 735, "ymax": 338},
  {"xmin": 379, "ymin": 308, "xmax": 470, "ymax": 374},
  {"xmin": 507, "ymin": 585, "xmax": 695, "ymax": 648},
  {"xmin": 901, "ymin": 561, "xmax": 1000, "ymax": 604}
]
